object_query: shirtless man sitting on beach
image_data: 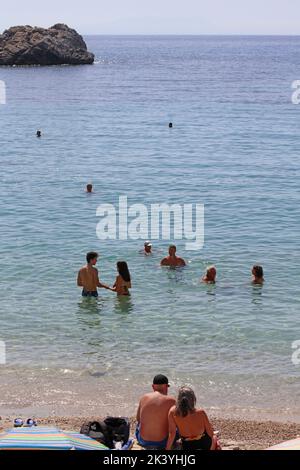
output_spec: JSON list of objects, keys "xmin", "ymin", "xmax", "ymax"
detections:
[
  {"xmin": 136, "ymin": 375, "xmax": 176, "ymax": 449},
  {"xmin": 160, "ymin": 245, "xmax": 186, "ymax": 267},
  {"xmin": 77, "ymin": 251, "xmax": 111, "ymax": 297}
]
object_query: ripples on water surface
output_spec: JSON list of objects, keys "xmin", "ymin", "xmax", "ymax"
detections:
[{"xmin": 0, "ymin": 36, "xmax": 299, "ymax": 420}]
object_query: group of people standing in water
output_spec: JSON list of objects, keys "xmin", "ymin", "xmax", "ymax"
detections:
[{"xmin": 77, "ymin": 244, "xmax": 264, "ymax": 298}]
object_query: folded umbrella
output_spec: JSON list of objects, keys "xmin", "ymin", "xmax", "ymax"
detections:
[{"xmin": 0, "ymin": 426, "xmax": 108, "ymax": 451}]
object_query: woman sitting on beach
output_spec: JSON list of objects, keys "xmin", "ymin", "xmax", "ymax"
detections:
[
  {"xmin": 166, "ymin": 386, "xmax": 216, "ymax": 450},
  {"xmin": 111, "ymin": 261, "xmax": 131, "ymax": 296}
]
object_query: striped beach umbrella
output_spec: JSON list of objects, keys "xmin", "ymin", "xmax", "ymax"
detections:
[
  {"xmin": 267, "ymin": 438, "xmax": 300, "ymax": 450},
  {"xmin": 0, "ymin": 426, "xmax": 108, "ymax": 450}
]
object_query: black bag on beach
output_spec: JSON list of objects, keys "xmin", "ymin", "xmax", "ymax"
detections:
[
  {"xmin": 80, "ymin": 417, "xmax": 130, "ymax": 448},
  {"xmin": 104, "ymin": 416, "xmax": 130, "ymax": 448},
  {"xmin": 80, "ymin": 420, "xmax": 108, "ymax": 446}
]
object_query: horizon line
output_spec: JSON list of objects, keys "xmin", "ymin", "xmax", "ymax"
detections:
[{"xmin": 82, "ymin": 33, "xmax": 300, "ymax": 37}]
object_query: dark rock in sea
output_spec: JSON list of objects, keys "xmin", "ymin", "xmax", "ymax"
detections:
[{"xmin": 0, "ymin": 24, "xmax": 94, "ymax": 66}]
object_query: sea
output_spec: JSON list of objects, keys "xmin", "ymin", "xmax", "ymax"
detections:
[{"xmin": 0, "ymin": 35, "xmax": 299, "ymax": 421}]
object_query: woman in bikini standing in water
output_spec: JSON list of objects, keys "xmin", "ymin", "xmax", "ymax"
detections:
[{"xmin": 111, "ymin": 261, "xmax": 132, "ymax": 296}]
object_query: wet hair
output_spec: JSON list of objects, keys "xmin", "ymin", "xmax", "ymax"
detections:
[
  {"xmin": 169, "ymin": 245, "xmax": 177, "ymax": 252},
  {"xmin": 175, "ymin": 386, "xmax": 196, "ymax": 418},
  {"xmin": 86, "ymin": 184, "xmax": 93, "ymax": 190},
  {"xmin": 253, "ymin": 265, "xmax": 264, "ymax": 278},
  {"xmin": 206, "ymin": 265, "xmax": 216, "ymax": 279},
  {"xmin": 86, "ymin": 251, "xmax": 98, "ymax": 263},
  {"xmin": 117, "ymin": 261, "xmax": 131, "ymax": 283}
]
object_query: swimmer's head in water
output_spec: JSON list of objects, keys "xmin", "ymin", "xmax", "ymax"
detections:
[
  {"xmin": 206, "ymin": 265, "xmax": 217, "ymax": 282},
  {"xmin": 36, "ymin": 130, "xmax": 41, "ymax": 137},
  {"xmin": 169, "ymin": 244, "xmax": 177, "ymax": 256},
  {"xmin": 144, "ymin": 241, "xmax": 152, "ymax": 252},
  {"xmin": 252, "ymin": 265, "xmax": 264, "ymax": 279},
  {"xmin": 169, "ymin": 122, "xmax": 173, "ymax": 128},
  {"xmin": 86, "ymin": 184, "xmax": 93, "ymax": 193},
  {"xmin": 86, "ymin": 251, "xmax": 98, "ymax": 265}
]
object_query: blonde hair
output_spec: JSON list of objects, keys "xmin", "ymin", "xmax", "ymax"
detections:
[{"xmin": 175, "ymin": 386, "xmax": 196, "ymax": 417}]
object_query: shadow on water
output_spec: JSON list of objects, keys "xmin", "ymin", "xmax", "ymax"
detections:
[
  {"xmin": 203, "ymin": 283, "xmax": 216, "ymax": 301},
  {"xmin": 165, "ymin": 266, "xmax": 186, "ymax": 283},
  {"xmin": 251, "ymin": 283, "xmax": 264, "ymax": 306},
  {"xmin": 113, "ymin": 295, "xmax": 134, "ymax": 315},
  {"xmin": 76, "ymin": 297, "xmax": 105, "ymax": 328}
]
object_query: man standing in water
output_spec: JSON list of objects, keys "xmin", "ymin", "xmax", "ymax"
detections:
[
  {"xmin": 160, "ymin": 245, "xmax": 186, "ymax": 267},
  {"xmin": 77, "ymin": 252, "xmax": 111, "ymax": 297},
  {"xmin": 136, "ymin": 375, "xmax": 176, "ymax": 449}
]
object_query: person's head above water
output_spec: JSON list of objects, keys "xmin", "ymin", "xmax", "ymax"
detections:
[
  {"xmin": 169, "ymin": 122, "xmax": 173, "ymax": 128},
  {"xmin": 152, "ymin": 374, "xmax": 170, "ymax": 395},
  {"xmin": 144, "ymin": 241, "xmax": 152, "ymax": 253},
  {"xmin": 36, "ymin": 130, "xmax": 41, "ymax": 137},
  {"xmin": 168, "ymin": 245, "xmax": 177, "ymax": 256},
  {"xmin": 86, "ymin": 184, "xmax": 93, "ymax": 193},
  {"xmin": 203, "ymin": 265, "xmax": 217, "ymax": 283},
  {"xmin": 86, "ymin": 251, "xmax": 98, "ymax": 265},
  {"xmin": 252, "ymin": 265, "xmax": 264, "ymax": 282},
  {"xmin": 117, "ymin": 261, "xmax": 131, "ymax": 282}
]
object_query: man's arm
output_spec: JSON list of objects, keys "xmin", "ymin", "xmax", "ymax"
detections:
[
  {"xmin": 77, "ymin": 270, "xmax": 83, "ymax": 287},
  {"xmin": 136, "ymin": 402, "xmax": 141, "ymax": 424},
  {"xmin": 160, "ymin": 258, "xmax": 168, "ymax": 266},
  {"xmin": 95, "ymin": 270, "xmax": 111, "ymax": 290},
  {"xmin": 166, "ymin": 407, "xmax": 177, "ymax": 450}
]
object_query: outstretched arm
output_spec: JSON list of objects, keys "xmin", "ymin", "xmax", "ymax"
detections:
[{"xmin": 96, "ymin": 271, "xmax": 111, "ymax": 290}]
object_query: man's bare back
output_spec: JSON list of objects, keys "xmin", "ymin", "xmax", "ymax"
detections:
[
  {"xmin": 137, "ymin": 391, "xmax": 176, "ymax": 442},
  {"xmin": 77, "ymin": 265, "xmax": 99, "ymax": 292}
]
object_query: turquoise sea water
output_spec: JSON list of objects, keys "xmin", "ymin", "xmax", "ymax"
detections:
[{"xmin": 0, "ymin": 36, "xmax": 299, "ymax": 420}]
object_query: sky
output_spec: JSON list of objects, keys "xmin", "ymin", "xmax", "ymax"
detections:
[{"xmin": 1, "ymin": 0, "xmax": 300, "ymax": 35}]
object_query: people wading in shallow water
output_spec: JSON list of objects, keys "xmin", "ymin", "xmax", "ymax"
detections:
[
  {"xmin": 160, "ymin": 245, "xmax": 186, "ymax": 268},
  {"xmin": 77, "ymin": 252, "xmax": 111, "ymax": 297}
]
